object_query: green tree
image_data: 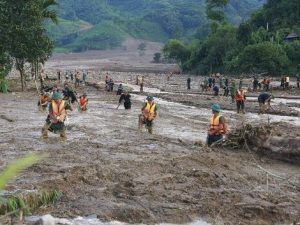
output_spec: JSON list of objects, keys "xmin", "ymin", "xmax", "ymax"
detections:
[
  {"xmin": 188, "ymin": 24, "xmax": 238, "ymax": 74},
  {"xmin": 0, "ymin": 52, "xmax": 12, "ymax": 93},
  {"xmin": 238, "ymin": 42, "xmax": 290, "ymax": 74},
  {"xmin": 284, "ymin": 40, "xmax": 300, "ymax": 73},
  {"xmin": 153, "ymin": 52, "xmax": 162, "ymax": 63},
  {"xmin": 206, "ymin": 0, "xmax": 229, "ymax": 32},
  {"xmin": 0, "ymin": 0, "xmax": 57, "ymax": 91},
  {"xmin": 237, "ymin": 22, "xmax": 252, "ymax": 45},
  {"xmin": 162, "ymin": 39, "xmax": 191, "ymax": 66}
]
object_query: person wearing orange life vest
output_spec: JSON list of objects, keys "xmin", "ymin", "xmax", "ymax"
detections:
[
  {"xmin": 38, "ymin": 92, "xmax": 50, "ymax": 111},
  {"xmin": 235, "ymin": 87, "xmax": 246, "ymax": 114},
  {"xmin": 79, "ymin": 93, "xmax": 88, "ymax": 111},
  {"xmin": 207, "ymin": 103, "xmax": 227, "ymax": 146},
  {"xmin": 42, "ymin": 92, "xmax": 73, "ymax": 139},
  {"xmin": 139, "ymin": 96, "xmax": 158, "ymax": 134}
]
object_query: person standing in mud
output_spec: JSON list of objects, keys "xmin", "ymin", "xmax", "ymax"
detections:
[
  {"xmin": 38, "ymin": 91, "xmax": 50, "ymax": 111},
  {"xmin": 139, "ymin": 96, "xmax": 157, "ymax": 134},
  {"xmin": 229, "ymin": 81, "xmax": 236, "ymax": 103},
  {"xmin": 140, "ymin": 76, "xmax": 144, "ymax": 92},
  {"xmin": 63, "ymin": 83, "xmax": 77, "ymax": 104},
  {"xmin": 57, "ymin": 70, "xmax": 61, "ymax": 83},
  {"xmin": 75, "ymin": 71, "xmax": 81, "ymax": 88},
  {"xmin": 207, "ymin": 103, "xmax": 227, "ymax": 146},
  {"xmin": 253, "ymin": 77, "xmax": 259, "ymax": 91},
  {"xmin": 117, "ymin": 84, "xmax": 123, "ymax": 95},
  {"xmin": 187, "ymin": 77, "xmax": 191, "ymax": 90},
  {"xmin": 258, "ymin": 92, "xmax": 274, "ymax": 114},
  {"xmin": 42, "ymin": 92, "xmax": 73, "ymax": 139},
  {"xmin": 213, "ymin": 85, "xmax": 219, "ymax": 96},
  {"xmin": 235, "ymin": 87, "xmax": 246, "ymax": 114},
  {"xmin": 70, "ymin": 71, "xmax": 74, "ymax": 82},
  {"xmin": 78, "ymin": 93, "xmax": 88, "ymax": 111},
  {"xmin": 208, "ymin": 76, "xmax": 213, "ymax": 90},
  {"xmin": 118, "ymin": 91, "xmax": 131, "ymax": 110}
]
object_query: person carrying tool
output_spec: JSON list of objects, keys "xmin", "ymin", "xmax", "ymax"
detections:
[
  {"xmin": 78, "ymin": 93, "xmax": 88, "ymax": 111},
  {"xmin": 118, "ymin": 91, "xmax": 131, "ymax": 110},
  {"xmin": 207, "ymin": 103, "xmax": 227, "ymax": 146},
  {"xmin": 258, "ymin": 92, "xmax": 274, "ymax": 114},
  {"xmin": 235, "ymin": 87, "xmax": 246, "ymax": 114},
  {"xmin": 42, "ymin": 92, "xmax": 73, "ymax": 139},
  {"xmin": 139, "ymin": 96, "xmax": 157, "ymax": 134}
]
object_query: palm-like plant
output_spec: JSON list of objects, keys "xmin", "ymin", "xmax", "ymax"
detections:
[{"xmin": 40, "ymin": 0, "xmax": 58, "ymax": 24}]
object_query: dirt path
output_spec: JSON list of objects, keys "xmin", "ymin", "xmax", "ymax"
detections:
[{"xmin": 0, "ymin": 79, "xmax": 299, "ymax": 224}]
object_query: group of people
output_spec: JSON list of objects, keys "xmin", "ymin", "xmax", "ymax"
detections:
[
  {"xmin": 39, "ymin": 82, "xmax": 89, "ymax": 139},
  {"xmin": 38, "ymin": 69, "xmax": 281, "ymax": 147},
  {"xmin": 57, "ymin": 70, "xmax": 88, "ymax": 88}
]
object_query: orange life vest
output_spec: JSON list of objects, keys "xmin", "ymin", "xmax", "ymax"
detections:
[
  {"xmin": 209, "ymin": 115, "xmax": 227, "ymax": 135},
  {"xmin": 79, "ymin": 96, "xmax": 88, "ymax": 107},
  {"xmin": 51, "ymin": 100, "xmax": 66, "ymax": 123},
  {"xmin": 236, "ymin": 90, "xmax": 245, "ymax": 101},
  {"xmin": 143, "ymin": 102, "xmax": 156, "ymax": 120},
  {"xmin": 40, "ymin": 95, "xmax": 48, "ymax": 105}
]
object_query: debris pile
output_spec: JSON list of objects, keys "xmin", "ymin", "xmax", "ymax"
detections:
[{"xmin": 220, "ymin": 123, "xmax": 300, "ymax": 164}]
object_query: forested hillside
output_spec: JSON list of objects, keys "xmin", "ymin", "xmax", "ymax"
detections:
[
  {"xmin": 163, "ymin": 0, "xmax": 300, "ymax": 75},
  {"xmin": 47, "ymin": 0, "xmax": 265, "ymax": 52}
]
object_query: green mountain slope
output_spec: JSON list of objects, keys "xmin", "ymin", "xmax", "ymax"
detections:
[{"xmin": 48, "ymin": 0, "xmax": 265, "ymax": 52}]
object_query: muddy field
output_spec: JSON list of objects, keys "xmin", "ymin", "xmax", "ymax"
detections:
[{"xmin": 1, "ymin": 72, "xmax": 300, "ymax": 225}]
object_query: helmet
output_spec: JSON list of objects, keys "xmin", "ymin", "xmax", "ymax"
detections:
[
  {"xmin": 146, "ymin": 96, "xmax": 154, "ymax": 101},
  {"xmin": 211, "ymin": 103, "xmax": 221, "ymax": 112},
  {"xmin": 52, "ymin": 92, "xmax": 63, "ymax": 100}
]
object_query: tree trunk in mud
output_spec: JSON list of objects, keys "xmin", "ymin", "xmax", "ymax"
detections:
[{"xmin": 16, "ymin": 59, "xmax": 25, "ymax": 91}]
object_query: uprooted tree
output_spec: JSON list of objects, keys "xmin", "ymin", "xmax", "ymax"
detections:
[{"xmin": 0, "ymin": 0, "xmax": 58, "ymax": 91}]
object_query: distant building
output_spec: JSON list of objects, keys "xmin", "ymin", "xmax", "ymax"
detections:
[{"xmin": 284, "ymin": 33, "xmax": 300, "ymax": 43}]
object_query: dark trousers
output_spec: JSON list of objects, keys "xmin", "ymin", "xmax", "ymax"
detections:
[
  {"xmin": 207, "ymin": 134, "xmax": 223, "ymax": 146},
  {"xmin": 124, "ymin": 102, "xmax": 131, "ymax": 109},
  {"xmin": 236, "ymin": 101, "xmax": 245, "ymax": 113}
]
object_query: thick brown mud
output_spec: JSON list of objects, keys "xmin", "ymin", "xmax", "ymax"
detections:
[{"xmin": 0, "ymin": 76, "xmax": 300, "ymax": 225}]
